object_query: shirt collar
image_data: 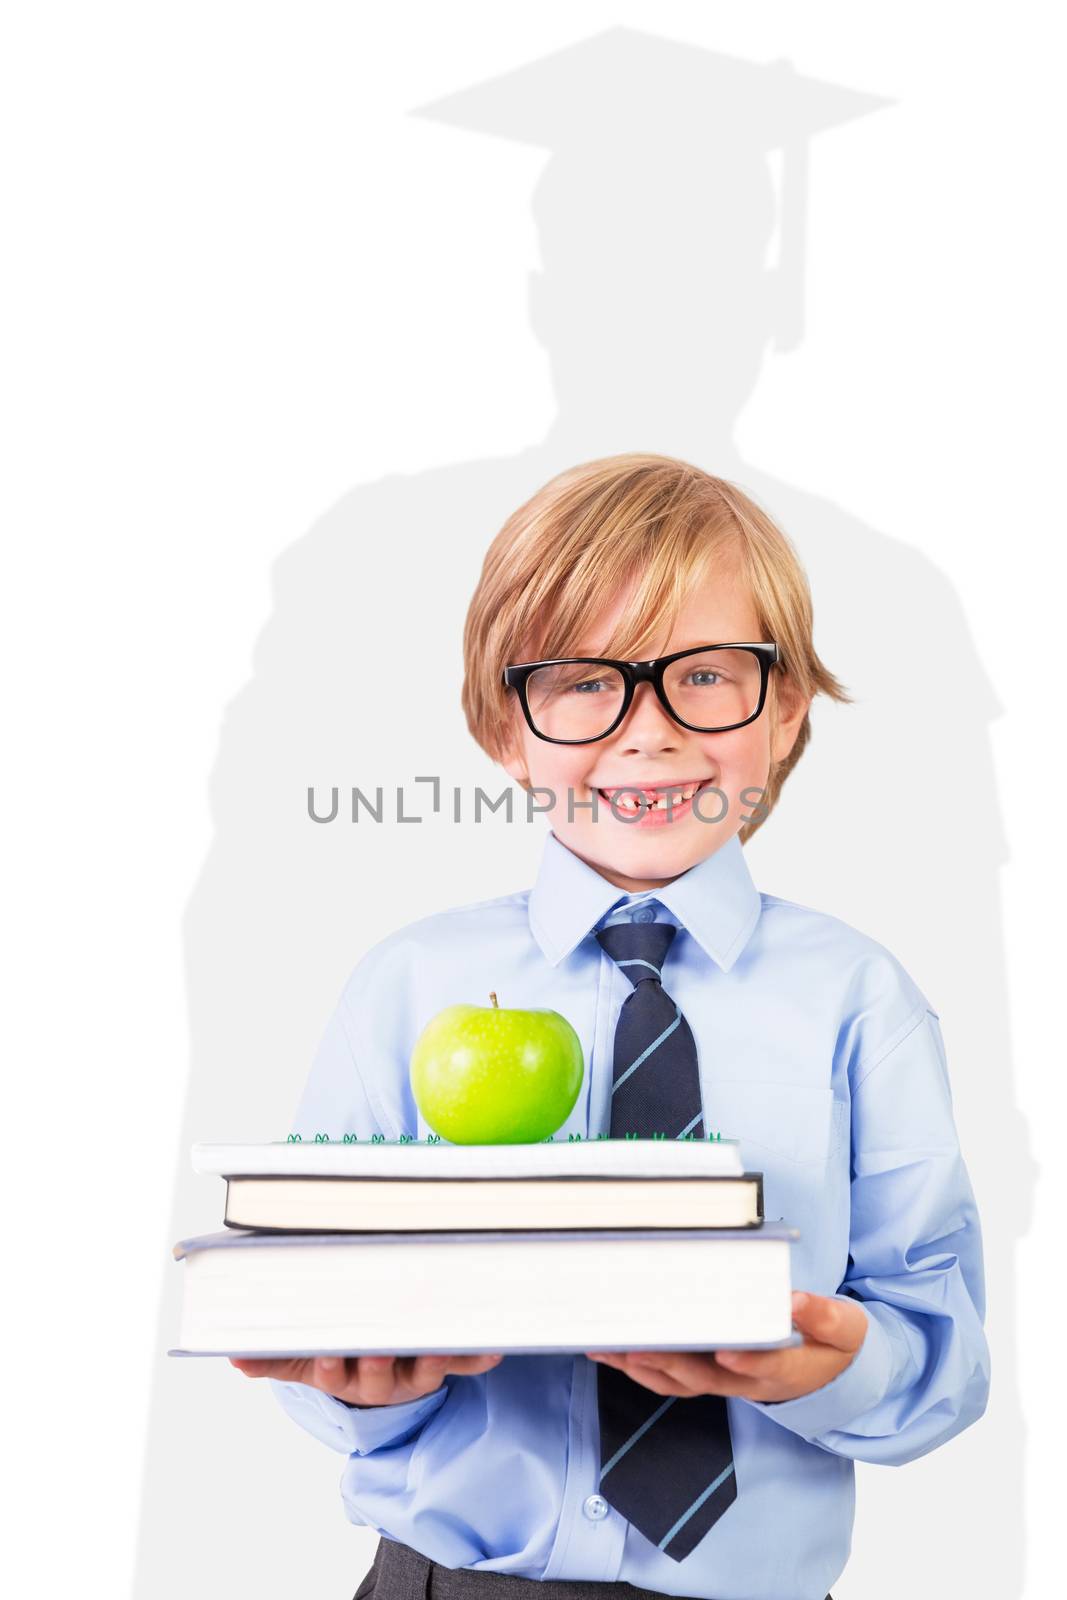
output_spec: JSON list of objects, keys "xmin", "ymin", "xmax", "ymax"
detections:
[{"xmin": 528, "ymin": 828, "xmax": 763, "ymax": 972}]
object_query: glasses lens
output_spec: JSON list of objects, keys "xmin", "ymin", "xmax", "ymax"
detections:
[
  {"xmin": 525, "ymin": 662, "xmax": 627, "ymax": 741},
  {"xmin": 661, "ymin": 648, "xmax": 762, "ymax": 730}
]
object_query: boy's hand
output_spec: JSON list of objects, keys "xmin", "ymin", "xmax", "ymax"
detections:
[
  {"xmin": 229, "ymin": 1351, "xmax": 504, "ymax": 1406},
  {"xmin": 586, "ymin": 1291, "xmax": 868, "ymax": 1403}
]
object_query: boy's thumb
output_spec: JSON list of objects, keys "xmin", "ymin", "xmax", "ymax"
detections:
[{"xmin": 791, "ymin": 1290, "xmax": 868, "ymax": 1352}]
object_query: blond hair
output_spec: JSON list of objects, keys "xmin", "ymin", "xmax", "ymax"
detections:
[{"xmin": 461, "ymin": 452, "xmax": 851, "ymax": 842}]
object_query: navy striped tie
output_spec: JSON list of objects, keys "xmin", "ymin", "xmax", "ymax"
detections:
[{"xmin": 592, "ymin": 918, "xmax": 737, "ymax": 1562}]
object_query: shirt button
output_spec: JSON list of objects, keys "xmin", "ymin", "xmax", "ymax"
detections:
[
  {"xmin": 583, "ymin": 1493, "xmax": 609, "ymax": 1521},
  {"xmin": 631, "ymin": 905, "xmax": 656, "ymax": 924}
]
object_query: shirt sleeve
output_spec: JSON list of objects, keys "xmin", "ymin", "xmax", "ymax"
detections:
[
  {"xmin": 746, "ymin": 1005, "xmax": 991, "ymax": 1460},
  {"xmin": 269, "ymin": 962, "xmax": 451, "ymax": 1455}
]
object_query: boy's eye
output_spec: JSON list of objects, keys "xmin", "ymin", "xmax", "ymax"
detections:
[
  {"xmin": 524, "ymin": 664, "xmax": 627, "ymax": 738},
  {"xmin": 536, "ymin": 669, "xmax": 619, "ymax": 696}
]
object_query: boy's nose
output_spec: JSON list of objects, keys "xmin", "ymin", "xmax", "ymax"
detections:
[{"xmin": 614, "ymin": 682, "xmax": 681, "ymax": 744}]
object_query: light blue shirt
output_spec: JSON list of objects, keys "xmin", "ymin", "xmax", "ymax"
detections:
[{"xmin": 272, "ymin": 828, "xmax": 989, "ymax": 1600}]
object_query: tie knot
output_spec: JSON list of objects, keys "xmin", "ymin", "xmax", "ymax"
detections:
[{"xmin": 595, "ymin": 920, "xmax": 678, "ymax": 987}]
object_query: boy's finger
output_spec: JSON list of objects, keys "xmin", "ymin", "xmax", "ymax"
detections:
[
  {"xmin": 229, "ymin": 1357, "xmax": 300, "ymax": 1380},
  {"xmin": 713, "ymin": 1348, "xmax": 789, "ymax": 1377},
  {"xmin": 790, "ymin": 1291, "xmax": 869, "ymax": 1353},
  {"xmin": 624, "ymin": 1351, "xmax": 713, "ymax": 1393},
  {"xmin": 352, "ymin": 1355, "xmax": 396, "ymax": 1402},
  {"xmin": 312, "ymin": 1356, "xmax": 353, "ymax": 1392},
  {"xmin": 411, "ymin": 1354, "xmax": 451, "ymax": 1389},
  {"xmin": 604, "ymin": 1350, "xmax": 756, "ymax": 1398}
]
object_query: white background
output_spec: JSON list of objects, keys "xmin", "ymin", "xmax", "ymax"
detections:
[{"xmin": 3, "ymin": 3, "xmax": 1062, "ymax": 1597}]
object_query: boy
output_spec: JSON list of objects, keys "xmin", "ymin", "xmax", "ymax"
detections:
[{"xmin": 232, "ymin": 455, "xmax": 989, "ymax": 1600}]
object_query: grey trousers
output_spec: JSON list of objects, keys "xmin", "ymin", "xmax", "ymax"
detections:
[{"xmin": 353, "ymin": 1536, "xmax": 832, "ymax": 1600}]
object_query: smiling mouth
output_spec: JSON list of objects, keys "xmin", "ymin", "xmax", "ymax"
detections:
[{"xmin": 595, "ymin": 778, "xmax": 717, "ymax": 813}]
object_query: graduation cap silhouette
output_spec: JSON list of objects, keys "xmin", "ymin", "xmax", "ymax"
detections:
[{"xmin": 410, "ymin": 27, "xmax": 893, "ymax": 353}]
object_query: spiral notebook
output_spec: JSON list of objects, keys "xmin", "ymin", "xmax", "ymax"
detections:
[{"xmin": 190, "ymin": 1136, "xmax": 764, "ymax": 1232}]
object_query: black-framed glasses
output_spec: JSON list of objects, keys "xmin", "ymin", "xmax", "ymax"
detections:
[{"xmin": 502, "ymin": 642, "xmax": 780, "ymax": 745}]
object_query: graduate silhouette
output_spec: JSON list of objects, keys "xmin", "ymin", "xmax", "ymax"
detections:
[
  {"xmin": 412, "ymin": 30, "xmax": 888, "ymax": 392},
  {"xmin": 138, "ymin": 28, "xmax": 1024, "ymax": 1600}
]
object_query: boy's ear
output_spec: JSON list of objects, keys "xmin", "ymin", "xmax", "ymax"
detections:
[
  {"xmin": 770, "ymin": 677, "xmax": 813, "ymax": 765},
  {"xmin": 499, "ymin": 748, "xmax": 531, "ymax": 789},
  {"xmin": 497, "ymin": 700, "xmax": 532, "ymax": 788},
  {"xmin": 497, "ymin": 730, "xmax": 531, "ymax": 790}
]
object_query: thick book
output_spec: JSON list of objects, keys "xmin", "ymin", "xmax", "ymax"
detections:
[
  {"xmin": 168, "ymin": 1222, "xmax": 801, "ymax": 1357},
  {"xmin": 191, "ymin": 1138, "xmax": 764, "ymax": 1232}
]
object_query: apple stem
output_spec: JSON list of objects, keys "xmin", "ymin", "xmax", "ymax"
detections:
[{"xmin": 489, "ymin": 991, "xmax": 499, "ymax": 1008}]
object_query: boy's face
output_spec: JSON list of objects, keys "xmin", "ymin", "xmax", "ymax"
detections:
[{"xmin": 500, "ymin": 559, "xmax": 810, "ymax": 892}]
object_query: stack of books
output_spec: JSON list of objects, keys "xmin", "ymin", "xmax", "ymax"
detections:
[{"xmin": 168, "ymin": 1138, "xmax": 801, "ymax": 1359}]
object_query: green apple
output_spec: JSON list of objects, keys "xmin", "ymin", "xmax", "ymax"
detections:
[{"xmin": 410, "ymin": 992, "xmax": 584, "ymax": 1143}]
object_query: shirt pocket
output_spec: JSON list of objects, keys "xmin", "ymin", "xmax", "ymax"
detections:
[{"xmin": 702, "ymin": 1078, "xmax": 844, "ymax": 1169}]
